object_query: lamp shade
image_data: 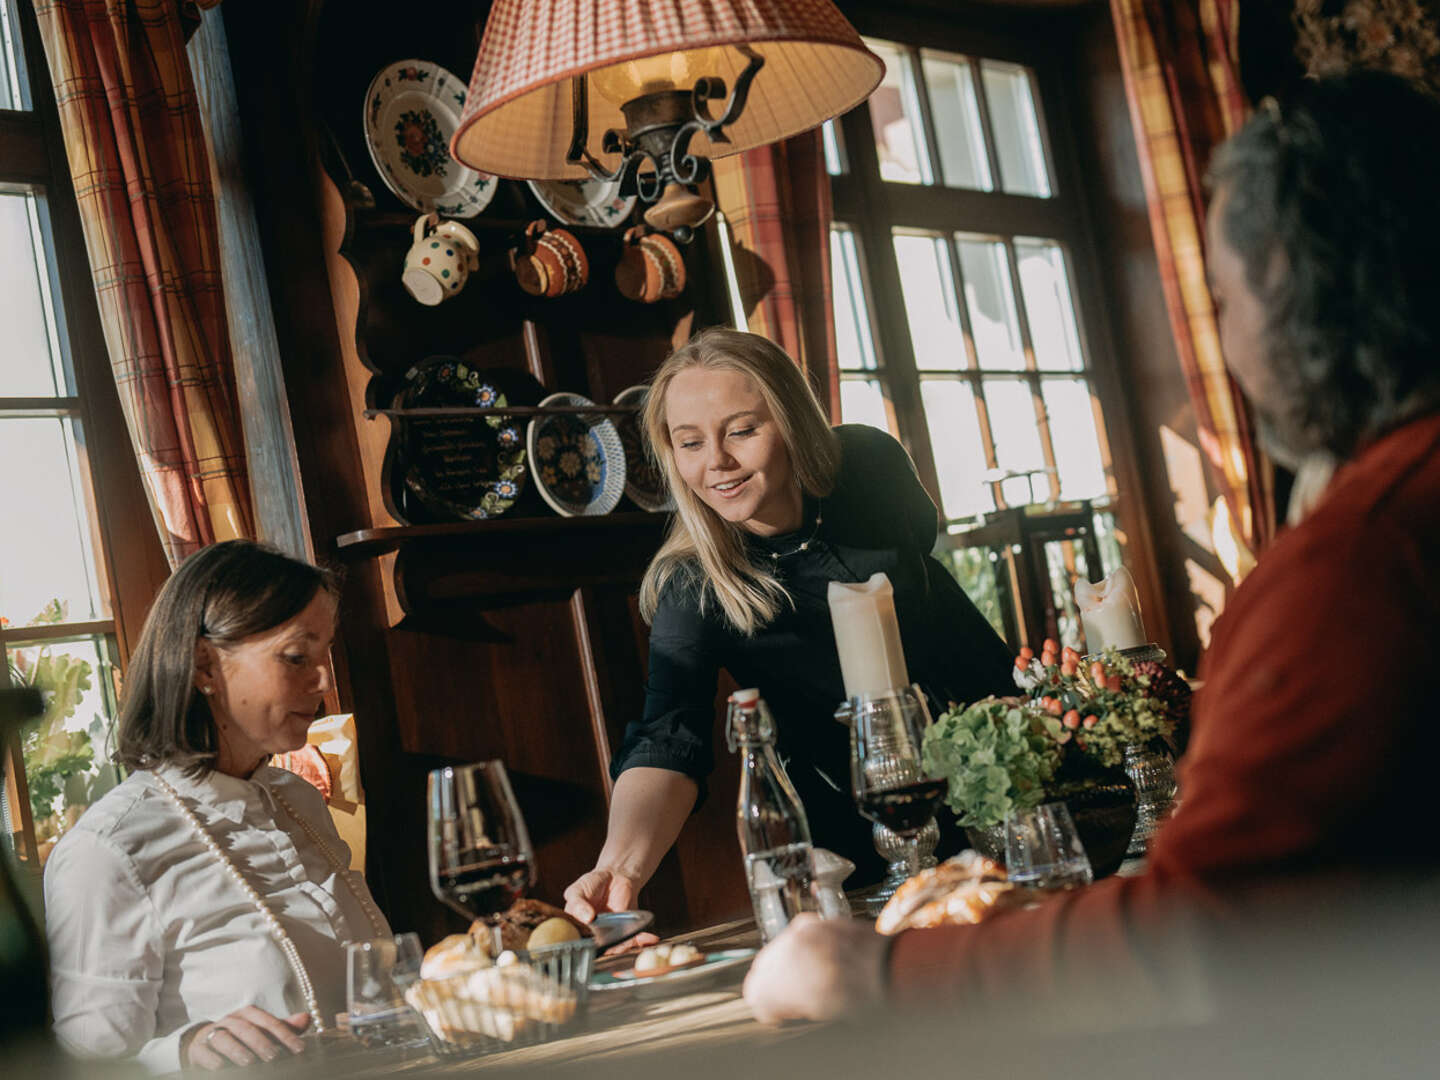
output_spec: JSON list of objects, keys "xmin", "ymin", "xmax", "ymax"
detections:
[{"xmin": 450, "ymin": 0, "xmax": 884, "ymax": 180}]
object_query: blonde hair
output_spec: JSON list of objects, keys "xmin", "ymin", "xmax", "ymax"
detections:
[{"xmin": 638, "ymin": 328, "xmax": 841, "ymax": 636}]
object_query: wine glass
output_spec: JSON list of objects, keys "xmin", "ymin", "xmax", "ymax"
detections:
[
  {"xmin": 848, "ymin": 686, "xmax": 949, "ymax": 882},
  {"xmin": 427, "ymin": 761, "xmax": 535, "ymax": 946}
]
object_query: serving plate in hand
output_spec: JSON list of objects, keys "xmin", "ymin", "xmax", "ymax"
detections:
[
  {"xmin": 589, "ymin": 948, "xmax": 758, "ymax": 992},
  {"xmin": 588, "ymin": 909, "xmax": 655, "ymax": 950},
  {"xmin": 363, "ymin": 59, "xmax": 496, "ymax": 218}
]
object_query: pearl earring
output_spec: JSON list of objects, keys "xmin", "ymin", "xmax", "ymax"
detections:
[{"xmin": 200, "ymin": 685, "xmax": 214, "ymax": 696}]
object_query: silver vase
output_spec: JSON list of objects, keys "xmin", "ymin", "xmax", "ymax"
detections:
[{"xmin": 1123, "ymin": 743, "xmax": 1178, "ymax": 857}]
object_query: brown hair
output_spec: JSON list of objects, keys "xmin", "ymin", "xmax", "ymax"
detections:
[
  {"xmin": 639, "ymin": 328, "xmax": 840, "ymax": 635},
  {"xmin": 116, "ymin": 540, "xmax": 341, "ymax": 776}
]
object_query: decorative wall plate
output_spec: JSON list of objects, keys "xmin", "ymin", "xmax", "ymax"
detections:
[
  {"xmin": 526, "ymin": 393, "xmax": 626, "ymax": 517},
  {"xmin": 612, "ymin": 385, "xmax": 674, "ymax": 513},
  {"xmin": 527, "ymin": 177, "xmax": 636, "ymax": 229},
  {"xmin": 394, "ymin": 358, "xmax": 539, "ymax": 521},
  {"xmin": 363, "ymin": 60, "xmax": 497, "ymax": 218}
]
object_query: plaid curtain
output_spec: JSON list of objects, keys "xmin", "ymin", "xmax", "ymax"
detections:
[
  {"xmin": 34, "ymin": 0, "xmax": 253, "ymax": 565},
  {"xmin": 1108, "ymin": 0, "xmax": 1274, "ymax": 554},
  {"xmin": 712, "ymin": 129, "xmax": 841, "ymax": 420}
]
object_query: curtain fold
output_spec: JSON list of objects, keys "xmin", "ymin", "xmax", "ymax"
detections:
[
  {"xmin": 711, "ymin": 129, "xmax": 841, "ymax": 420},
  {"xmin": 34, "ymin": 0, "xmax": 253, "ymax": 565},
  {"xmin": 1108, "ymin": 0, "xmax": 1274, "ymax": 556}
]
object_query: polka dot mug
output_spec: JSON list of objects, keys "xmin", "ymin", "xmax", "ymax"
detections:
[{"xmin": 402, "ymin": 213, "xmax": 480, "ymax": 306}]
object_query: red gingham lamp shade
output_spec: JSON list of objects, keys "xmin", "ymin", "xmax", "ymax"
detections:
[{"xmin": 450, "ymin": 0, "xmax": 884, "ymax": 179}]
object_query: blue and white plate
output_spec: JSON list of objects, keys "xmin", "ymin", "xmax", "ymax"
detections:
[
  {"xmin": 527, "ymin": 393, "xmax": 626, "ymax": 517},
  {"xmin": 612, "ymin": 385, "xmax": 674, "ymax": 513},
  {"xmin": 363, "ymin": 59, "xmax": 497, "ymax": 218}
]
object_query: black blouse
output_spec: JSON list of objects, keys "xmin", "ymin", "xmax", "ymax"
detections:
[{"xmin": 611, "ymin": 425, "xmax": 1015, "ymax": 880}]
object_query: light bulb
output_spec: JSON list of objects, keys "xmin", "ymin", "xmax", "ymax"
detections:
[{"xmin": 590, "ymin": 46, "xmax": 725, "ymax": 106}]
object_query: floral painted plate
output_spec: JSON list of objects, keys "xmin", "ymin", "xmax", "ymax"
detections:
[
  {"xmin": 527, "ymin": 393, "xmax": 627, "ymax": 517},
  {"xmin": 394, "ymin": 358, "xmax": 539, "ymax": 522},
  {"xmin": 612, "ymin": 385, "xmax": 674, "ymax": 513},
  {"xmin": 527, "ymin": 177, "xmax": 636, "ymax": 229},
  {"xmin": 363, "ymin": 60, "xmax": 497, "ymax": 218}
]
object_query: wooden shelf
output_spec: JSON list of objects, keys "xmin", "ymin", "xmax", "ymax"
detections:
[
  {"xmin": 335, "ymin": 511, "xmax": 669, "ymax": 560},
  {"xmin": 364, "ymin": 404, "xmax": 641, "ymax": 420}
]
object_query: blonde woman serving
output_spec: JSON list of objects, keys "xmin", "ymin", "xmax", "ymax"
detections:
[{"xmin": 564, "ymin": 329, "xmax": 1013, "ymax": 923}]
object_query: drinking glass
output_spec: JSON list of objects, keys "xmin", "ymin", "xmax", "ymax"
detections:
[
  {"xmin": 848, "ymin": 686, "xmax": 948, "ymax": 879},
  {"xmin": 427, "ymin": 761, "xmax": 535, "ymax": 942},
  {"xmin": 1003, "ymin": 802, "xmax": 1094, "ymax": 889},
  {"xmin": 346, "ymin": 933, "xmax": 429, "ymax": 1049}
]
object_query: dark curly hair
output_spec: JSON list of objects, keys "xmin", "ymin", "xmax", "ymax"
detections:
[{"xmin": 1207, "ymin": 70, "xmax": 1440, "ymax": 461}]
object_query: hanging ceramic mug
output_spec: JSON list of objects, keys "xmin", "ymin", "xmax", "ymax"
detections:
[
  {"xmin": 615, "ymin": 227, "xmax": 686, "ymax": 303},
  {"xmin": 513, "ymin": 220, "xmax": 589, "ymax": 298},
  {"xmin": 402, "ymin": 213, "xmax": 480, "ymax": 306}
]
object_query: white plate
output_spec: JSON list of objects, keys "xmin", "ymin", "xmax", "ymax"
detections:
[
  {"xmin": 528, "ymin": 177, "xmax": 636, "ymax": 229},
  {"xmin": 527, "ymin": 393, "xmax": 627, "ymax": 517},
  {"xmin": 589, "ymin": 948, "xmax": 758, "ymax": 992},
  {"xmin": 363, "ymin": 59, "xmax": 497, "ymax": 218},
  {"xmin": 612, "ymin": 385, "xmax": 674, "ymax": 513}
]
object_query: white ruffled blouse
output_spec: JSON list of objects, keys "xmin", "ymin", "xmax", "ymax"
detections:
[{"xmin": 44, "ymin": 763, "xmax": 390, "ymax": 1073}]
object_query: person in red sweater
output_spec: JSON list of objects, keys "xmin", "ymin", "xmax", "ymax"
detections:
[{"xmin": 743, "ymin": 70, "xmax": 1440, "ymax": 1021}]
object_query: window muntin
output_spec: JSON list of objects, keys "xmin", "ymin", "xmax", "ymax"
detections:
[
  {"xmin": 978, "ymin": 59, "xmax": 1051, "ymax": 197},
  {"xmin": 918, "ymin": 53, "xmax": 992, "ymax": 191},
  {"xmin": 864, "ymin": 39, "xmax": 931, "ymax": 185},
  {"xmin": 0, "ymin": 192, "xmax": 70, "ymax": 397},
  {"xmin": 0, "ymin": 0, "xmax": 30, "ymax": 112}
]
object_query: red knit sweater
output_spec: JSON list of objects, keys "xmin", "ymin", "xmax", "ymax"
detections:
[{"xmin": 890, "ymin": 412, "xmax": 1440, "ymax": 1001}]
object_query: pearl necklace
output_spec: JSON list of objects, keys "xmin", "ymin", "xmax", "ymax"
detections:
[
  {"xmin": 149, "ymin": 771, "xmax": 389, "ymax": 1035},
  {"xmin": 764, "ymin": 500, "xmax": 824, "ymax": 563}
]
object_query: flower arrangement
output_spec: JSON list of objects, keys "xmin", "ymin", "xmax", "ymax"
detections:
[
  {"xmin": 923, "ymin": 638, "xmax": 1192, "ymax": 830},
  {"xmin": 921, "ymin": 697, "xmax": 1064, "ymax": 829},
  {"xmin": 1012, "ymin": 639, "xmax": 1190, "ymax": 768}
]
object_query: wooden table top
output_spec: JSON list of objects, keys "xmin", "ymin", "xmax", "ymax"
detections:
[{"xmin": 293, "ymin": 916, "xmax": 803, "ymax": 1077}]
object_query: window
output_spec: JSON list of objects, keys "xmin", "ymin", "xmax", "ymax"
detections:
[
  {"xmin": 1, "ymin": 0, "xmax": 164, "ymax": 882},
  {"xmin": 829, "ymin": 37, "xmax": 1128, "ymax": 649}
]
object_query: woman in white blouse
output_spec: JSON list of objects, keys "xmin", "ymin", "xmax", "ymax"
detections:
[{"xmin": 44, "ymin": 540, "xmax": 390, "ymax": 1072}]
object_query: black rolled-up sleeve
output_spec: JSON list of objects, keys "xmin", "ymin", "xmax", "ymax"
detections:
[{"xmin": 610, "ymin": 576, "xmax": 720, "ymax": 806}]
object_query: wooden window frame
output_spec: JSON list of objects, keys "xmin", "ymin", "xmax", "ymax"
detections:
[
  {"xmin": 829, "ymin": 9, "xmax": 1165, "ymax": 650},
  {"xmin": 0, "ymin": 0, "xmax": 168, "ymax": 873}
]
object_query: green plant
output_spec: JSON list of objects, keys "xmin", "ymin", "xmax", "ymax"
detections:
[
  {"xmin": 922, "ymin": 696, "xmax": 1065, "ymax": 829},
  {"xmin": 5, "ymin": 601, "xmax": 103, "ymax": 822}
]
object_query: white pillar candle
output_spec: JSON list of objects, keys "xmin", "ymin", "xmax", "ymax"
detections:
[
  {"xmin": 827, "ymin": 573, "xmax": 910, "ymax": 699},
  {"xmin": 1075, "ymin": 567, "xmax": 1147, "ymax": 653}
]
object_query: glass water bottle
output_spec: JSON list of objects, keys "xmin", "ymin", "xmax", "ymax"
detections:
[{"xmin": 727, "ymin": 688, "xmax": 818, "ymax": 943}]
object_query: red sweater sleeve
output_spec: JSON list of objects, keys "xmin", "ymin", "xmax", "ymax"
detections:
[{"xmin": 890, "ymin": 485, "xmax": 1436, "ymax": 1003}]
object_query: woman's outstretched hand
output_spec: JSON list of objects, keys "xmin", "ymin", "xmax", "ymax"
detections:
[
  {"xmin": 183, "ymin": 1006, "xmax": 310, "ymax": 1070},
  {"xmin": 563, "ymin": 867, "xmax": 660, "ymax": 955}
]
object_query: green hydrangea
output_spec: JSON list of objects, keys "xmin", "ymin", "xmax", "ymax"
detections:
[{"xmin": 922, "ymin": 697, "xmax": 1065, "ymax": 829}]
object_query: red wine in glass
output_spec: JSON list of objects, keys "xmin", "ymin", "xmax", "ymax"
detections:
[
  {"xmin": 435, "ymin": 860, "xmax": 531, "ymax": 920},
  {"xmin": 858, "ymin": 778, "xmax": 949, "ymax": 835}
]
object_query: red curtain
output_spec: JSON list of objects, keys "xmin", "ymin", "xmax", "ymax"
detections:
[
  {"xmin": 34, "ymin": 0, "xmax": 253, "ymax": 565},
  {"xmin": 711, "ymin": 130, "xmax": 841, "ymax": 420},
  {"xmin": 1109, "ymin": 0, "xmax": 1274, "ymax": 556}
]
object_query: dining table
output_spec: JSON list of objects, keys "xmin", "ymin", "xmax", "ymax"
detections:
[{"xmin": 273, "ymin": 913, "xmax": 809, "ymax": 1079}]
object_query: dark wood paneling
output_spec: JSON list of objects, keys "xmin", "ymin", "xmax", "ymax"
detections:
[{"xmin": 224, "ymin": 0, "xmax": 743, "ymax": 940}]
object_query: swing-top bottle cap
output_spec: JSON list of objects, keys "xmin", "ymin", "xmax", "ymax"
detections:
[{"xmin": 732, "ymin": 688, "xmax": 760, "ymax": 706}]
